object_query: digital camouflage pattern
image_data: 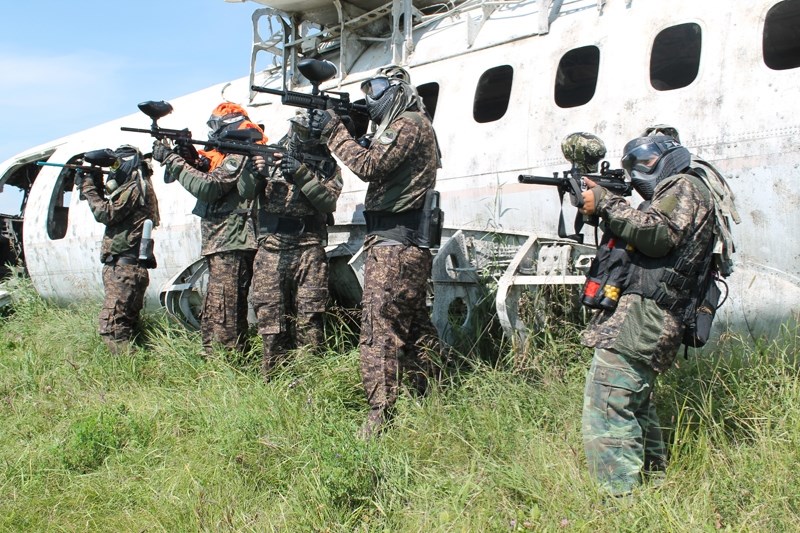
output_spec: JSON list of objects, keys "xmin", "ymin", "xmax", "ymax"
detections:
[
  {"xmin": 202, "ymin": 251, "xmax": 255, "ymax": 354},
  {"xmin": 238, "ymin": 126, "xmax": 342, "ymax": 377},
  {"xmin": 162, "ymin": 150, "xmax": 257, "ymax": 355},
  {"xmin": 561, "ymin": 132, "xmax": 607, "ymax": 173},
  {"xmin": 359, "ymin": 237, "xmax": 440, "ymax": 413},
  {"xmin": 163, "ymin": 152, "xmax": 257, "ymax": 256},
  {"xmin": 581, "ymin": 171, "xmax": 714, "ymax": 495},
  {"xmin": 251, "ymin": 236, "xmax": 328, "ymax": 376},
  {"xmin": 582, "ymin": 348, "xmax": 666, "ymax": 496},
  {"xmin": 322, "ymin": 108, "xmax": 441, "ymax": 432},
  {"xmin": 581, "ymin": 173, "xmax": 714, "ymax": 372},
  {"xmin": 99, "ymin": 264, "xmax": 149, "ymax": 353},
  {"xmin": 324, "ymin": 110, "xmax": 438, "ymax": 213},
  {"xmin": 82, "ymin": 172, "xmax": 160, "ymax": 352},
  {"xmin": 641, "ymin": 124, "xmax": 681, "ymax": 143},
  {"xmin": 82, "ymin": 174, "xmax": 160, "ymax": 263}
]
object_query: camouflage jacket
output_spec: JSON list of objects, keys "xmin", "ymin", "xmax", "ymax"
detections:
[
  {"xmin": 581, "ymin": 173, "xmax": 714, "ymax": 372},
  {"xmin": 163, "ymin": 153, "xmax": 256, "ymax": 256},
  {"xmin": 325, "ymin": 111, "xmax": 438, "ymax": 213},
  {"xmin": 83, "ymin": 175, "xmax": 160, "ymax": 264},
  {"xmin": 239, "ymin": 160, "xmax": 342, "ymax": 244}
]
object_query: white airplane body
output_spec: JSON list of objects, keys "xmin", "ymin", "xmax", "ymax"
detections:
[{"xmin": 0, "ymin": 0, "xmax": 797, "ymax": 341}]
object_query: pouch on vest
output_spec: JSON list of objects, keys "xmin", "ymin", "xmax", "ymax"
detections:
[
  {"xmin": 581, "ymin": 236, "xmax": 630, "ymax": 311},
  {"xmin": 417, "ymin": 189, "xmax": 444, "ymax": 248},
  {"xmin": 682, "ymin": 272, "xmax": 722, "ymax": 348}
]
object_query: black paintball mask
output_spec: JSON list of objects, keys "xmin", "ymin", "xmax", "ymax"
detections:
[
  {"xmin": 207, "ymin": 112, "xmax": 247, "ymax": 140},
  {"xmin": 621, "ymin": 135, "xmax": 691, "ymax": 200},
  {"xmin": 105, "ymin": 145, "xmax": 144, "ymax": 194},
  {"xmin": 361, "ymin": 76, "xmax": 401, "ymax": 123}
]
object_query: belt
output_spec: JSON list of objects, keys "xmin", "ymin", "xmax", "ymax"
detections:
[
  {"xmin": 363, "ymin": 209, "xmax": 422, "ymax": 233},
  {"xmin": 258, "ymin": 212, "xmax": 324, "ymax": 235},
  {"xmin": 106, "ymin": 255, "xmax": 143, "ymax": 267}
]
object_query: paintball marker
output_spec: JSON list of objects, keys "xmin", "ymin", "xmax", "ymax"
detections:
[
  {"xmin": 204, "ymin": 128, "xmax": 337, "ymax": 178},
  {"xmin": 519, "ymin": 161, "xmax": 632, "ymax": 205},
  {"xmin": 37, "ymin": 148, "xmax": 118, "ymax": 200},
  {"xmin": 518, "ymin": 161, "xmax": 632, "ymax": 243},
  {"xmin": 251, "ymin": 58, "xmax": 367, "ymax": 117},
  {"xmin": 120, "ymin": 101, "xmax": 192, "ymax": 144},
  {"xmin": 122, "ymin": 109, "xmax": 335, "ymax": 180}
]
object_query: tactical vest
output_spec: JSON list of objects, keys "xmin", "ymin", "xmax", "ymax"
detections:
[
  {"xmin": 368, "ymin": 110, "xmax": 428, "ymax": 214},
  {"xmin": 623, "ymin": 173, "xmax": 713, "ymax": 313}
]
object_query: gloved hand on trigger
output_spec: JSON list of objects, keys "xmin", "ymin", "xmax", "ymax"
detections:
[
  {"xmin": 175, "ymin": 140, "xmax": 199, "ymax": 166},
  {"xmin": 309, "ymin": 109, "xmax": 336, "ymax": 139},
  {"xmin": 195, "ymin": 155, "xmax": 211, "ymax": 172},
  {"xmin": 279, "ymin": 154, "xmax": 302, "ymax": 182}
]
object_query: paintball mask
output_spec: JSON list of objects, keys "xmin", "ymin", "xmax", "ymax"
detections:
[
  {"xmin": 105, "ymin": 145, "xmax": 143, "ymax": 194},
  {"xmin": 561, "ymin": 132, "xmax": 606, "ymax": 173},
  {"xmin": 207, "ymin": 103, "xmax": 250, "ymax": 139},
  {"xmin": 361, "ymin": 76, "xmax": 400, "ymax": 123},
  {"xmin": 621, "ymin": 135, "xmax": 691, "ymax": 200}
]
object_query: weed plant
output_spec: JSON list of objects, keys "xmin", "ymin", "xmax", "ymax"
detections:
[{"xmin": 0, "ymin": 277, "xmax": 798, "ymax": 531}]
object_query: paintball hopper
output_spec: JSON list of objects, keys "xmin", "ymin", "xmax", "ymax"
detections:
[
  {"xmin": 83, "ymin": 148, "xmax": 118, "ymax": 168},
  {"xmin": 297, "ymin": 59, "xmax": 337, "ymax": 86},
  {"xmin": 138, "ymin": 100, "xmax": 174, "ymax": 126}
]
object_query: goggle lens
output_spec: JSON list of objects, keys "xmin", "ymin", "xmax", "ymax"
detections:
[{"xmin": 360, "ymin": 77, "xmax": 391, "ymax": 99}]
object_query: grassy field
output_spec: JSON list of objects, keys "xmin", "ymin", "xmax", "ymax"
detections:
[{"xmin": 1, "ymin": 276, "xmax": 798, "ymax": 532}]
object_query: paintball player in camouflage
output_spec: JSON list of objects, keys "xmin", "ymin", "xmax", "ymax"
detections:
[
  {"xmin": 578, "ymin": 134, "xmax": 716, "ymax": 496},
  {"xmin": 81, "ymin": 145, "xmax": 160, "ymax": 354},
  {"xmin": 152, "ymin": 103, "xmax": 260, "ymax": 356},
  {"xmin": 241, "ymin": 113, "xmax": 342, "ymax": 380},
  {"xmin": 310, "ymin": 65, "xmax": 443, "ymax": 438}
]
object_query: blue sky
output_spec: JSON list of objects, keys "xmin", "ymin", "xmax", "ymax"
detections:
[{"xmin": 0, "ymin": 0, "xmax": 260, "ymax": 212}]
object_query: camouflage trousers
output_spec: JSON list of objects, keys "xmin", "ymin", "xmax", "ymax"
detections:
[
  {"xmin": 251, "ymin": 236, "xmax": 328, "ymax": 376},
  {"xmin": 582, "ymin": 348, "xmax": 667, "ymax": 496},
  {"xmin": 360, "ymin": 243, "xmax": 440, "ymax": 412},
  {"xmin": 99, "ymin": 263, "xmax": 149, "ymax": 349},
  {"xmin": 202, "ymin": 250, "xmax": 255, "ymax": 354}
]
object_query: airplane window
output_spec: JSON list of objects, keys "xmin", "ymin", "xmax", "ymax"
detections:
[
  {"xmin": 47, "ymin": 160, "xmax": 79, "ymax": 240},
  {"xmin": 473, "ymin": 65, "xmax": 513, "ymax": 123},
  {"xmin": 650, "ymin": 23, "xmax": 701, "ymax": 91},
  {"xmin": 763, "ymin": 0, "xmax": 800, "ymax": 70},
  {"xmin": 417, "ymin": 82, "xmax": 440, "ymax": 120},
  {"xmin": 554, "ymin": 46, "xmax": 600, "ymax": 108}
]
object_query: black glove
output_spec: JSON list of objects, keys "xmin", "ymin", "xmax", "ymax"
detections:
[
  {"xmin": 151, "ymin": 140, "xmax": 174, "ymax": 163},
  {"xmin": 309, "ymin": 109, "xmax": 334, "ymax": 139},
  {"xmin": 280, "ymin": 154, "xmax": 302, "ymax": 182},
  {"xmin": 195, "ymin": 155, "xmax": 211, "ymax": 172},
  {"xmin": 175, "ymin": 140, "xmax": 199, "ymax": 166}
]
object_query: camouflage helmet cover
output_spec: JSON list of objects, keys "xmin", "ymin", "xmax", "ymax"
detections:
[
  {"xmin": 641, "ymin": 124, "xmax": 680, "ymax": 143},
  {"xmin": 561, "ymin": 132, "xmax": 607, "ymax": 173},
  {"xmin": 376, "ymin": 64, "xmax": 411, "ymax": 83}
]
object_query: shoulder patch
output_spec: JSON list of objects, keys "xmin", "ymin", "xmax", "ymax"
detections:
[
  {"xmin": 377, "ymin": 129, "xmax": 398, "ymax": 145},
  {"xmin": 223, "ymin": 155, "xmax": 244, "ymax": 173},
  {"xmin": 654, "ymin": 194, "xmax": 679, "ymax": 215}
]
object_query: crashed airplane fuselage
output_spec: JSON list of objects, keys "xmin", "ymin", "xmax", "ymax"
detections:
[{"xmin": 0, "ymin": 0, "xmax": 798, "ymax": 342}]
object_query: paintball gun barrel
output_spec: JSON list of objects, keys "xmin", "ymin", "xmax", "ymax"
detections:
[
  {"xmin": 251, "ymin": 58, "xmax": 367, "ymax": 116},
  {"xmin": 37, "ymin": 148, "xmax": 118, "ymax": 200},
  {"xmin": 518, "ymin": 161, "xmax": 632, "ymax": 242},
  {"xmin": 518, "ymin": 161, "xmax": 632, "ymax": 206},
  {"xmin": 121, "ymin": 102, "xmax": 335, "ymax": 179}
]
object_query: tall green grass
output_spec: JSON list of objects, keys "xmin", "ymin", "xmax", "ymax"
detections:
[{"xmin": 1, "ymin": 276, "xmax": 798, "ymax": 531}]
